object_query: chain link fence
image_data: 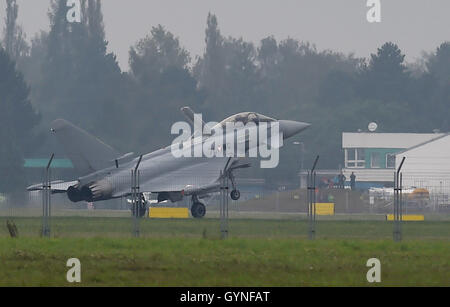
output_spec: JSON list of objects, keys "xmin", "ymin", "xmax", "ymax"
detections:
[{"xmin": 1, "ymin": 170, "xmax": 449, "ymax": 240}]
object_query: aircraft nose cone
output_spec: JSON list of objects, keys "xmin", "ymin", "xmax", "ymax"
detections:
[{"xmin": 279, "ymin": 120, "xmax": 310, "ymax": 139}]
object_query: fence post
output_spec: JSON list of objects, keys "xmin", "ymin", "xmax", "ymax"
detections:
[
  {"xmin": 131, "ymin": 155, "xmax": 143, "ymax": 238},
  {"xmin": 220, "ymin": 170, "xmax": 229, "ymax": 239},
  {"xmin": 394, "ymin": 157, "xmax": 405, "ymax": 242},
  {"xmin": 42, "ymin": 154, "xmax": 54, "ymax": 238},
  {"xmin": 307, "ymin": 155, "xmax": 319, "ymax": 240}
]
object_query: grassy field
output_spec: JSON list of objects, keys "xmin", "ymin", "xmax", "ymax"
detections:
[
  {"xmin": 0, "ymin": 237, "xmax": 448, "ymax": 286},
  {"xmin": 0, "ymin": 216, "xmax": 448, "ymax": 286},
  {"xmin": 0, "ymin": 215, "xmax": 449, "ymax": 239}
]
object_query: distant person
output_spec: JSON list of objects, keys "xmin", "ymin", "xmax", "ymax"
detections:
[
  {"xmin": 339, "ymin": 173, "xmax": 346, "ymax": 189},
  {"xmin": 350, "ymin": 172, "xmax": 356, "ymax": 190}
]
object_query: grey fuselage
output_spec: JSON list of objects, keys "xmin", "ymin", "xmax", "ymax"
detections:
[{"xmin": 66, "ymin": 116, "xmax": 310, "ymax": 203}]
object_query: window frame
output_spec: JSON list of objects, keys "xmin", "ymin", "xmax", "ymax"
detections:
[
  {"xmin": 345, "ymin": 148, "xmax": 366, "ymax": 168},
  {"xmin": 370, "ymin": 152, "xmax": 381, "ymax": 168},
  {"xmin": 386, "ymin": 153, "xmax": 396, "ymax": 169}
]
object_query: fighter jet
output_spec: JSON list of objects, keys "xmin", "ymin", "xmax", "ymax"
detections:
[{"xmin": 28, "ymin": 108, "xmax": 309, "ymax": 218}]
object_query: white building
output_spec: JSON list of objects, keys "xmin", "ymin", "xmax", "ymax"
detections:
[
  {"xmin": 396, "ymin": 134, "xmax": 450, "ymax": 194},
  {"xmin": 342, "ymin": 132, "xmax": 445, "ymax": 187}
]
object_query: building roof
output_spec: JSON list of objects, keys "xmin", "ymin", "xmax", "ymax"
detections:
[
  {"xmin": 24, "ymin": 159, "xmax": 74, "ymax": 169},
  {"xmin": 342, "ymin": 132, "xmax": 443, "ymax": 149},
  {"xmin": 395, "ymin": 133, "xmax": 450, "ymax": 155}
]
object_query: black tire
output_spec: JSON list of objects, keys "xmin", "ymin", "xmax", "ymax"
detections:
[
  {"xmin": 131, "ymin": 202, "xmax": 147, "ymax": 218},
  {"xmin": 139, "ymin": 204, "xmax": 147, "ymax": 217},
  {"xmin": 230, "ymin": 189, "xmax": 241, "ymax": 201},
  {"xmin": 191, "ymin": 202, "xmax": 206, "ymax": 218}
]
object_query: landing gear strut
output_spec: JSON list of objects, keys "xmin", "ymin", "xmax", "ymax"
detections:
[{"xmin": 228, "ymin": 171, "xmax": 241, "ymax": 201}]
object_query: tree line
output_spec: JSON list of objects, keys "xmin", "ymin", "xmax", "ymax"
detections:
[{"xmin": 0, "ymin": 0, "xmax": 449, "ymax": 195}]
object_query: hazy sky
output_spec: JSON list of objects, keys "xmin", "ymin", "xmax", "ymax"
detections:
[{"xmin": 1, "ymin": 0, "xmax": 449, "ymax": 70}]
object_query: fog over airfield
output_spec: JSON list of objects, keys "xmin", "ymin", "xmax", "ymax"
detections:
[{"xmin": 2, "ymin": 0, "xmax": 450, "ymax": 70}]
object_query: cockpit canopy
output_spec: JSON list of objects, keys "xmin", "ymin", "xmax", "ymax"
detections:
[
  {"xmin": 197, "ymin": 112, "xmax": 277, "ymax": 138},
  {"xmin": 217, "ymin": 112, "xmax": 276, "ymax": 127}
]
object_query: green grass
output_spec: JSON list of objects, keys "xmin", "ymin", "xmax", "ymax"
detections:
[
  {"xmin": 0, "ymin": 216, "xmax": 449, "ymax": 240},
  {"xmin": 0, "ymin": 217, "xmax": 448, "ymax": 286},
  {"xmin": 0, "ymin": 237, "xmax": 448, "ymax": 286}
]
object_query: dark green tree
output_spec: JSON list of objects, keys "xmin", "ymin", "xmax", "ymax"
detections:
[
  {"xmin": 2, "ymin": 0, "xmax": 29, "ymax": 60},
  {"xmin": 360, "ymin": 42, "xmax": 409, "ymax": 101},
  {"xmin": 420, "ymin": 42, "xmax": 450, "ymax": 131},
  {"xmin": 194, "ymin": 13, "xmax": 225, "ymax": 93},
  {"xmin": 258, "ymin": 36, "xmax": 280, "ymax": 78},
  {"xmin": 194, "ymin": 14, "xmax": 261, "ymax": 117},
  {"xmin": 0, "ymin": 48, "xmax": 39, "ymax": 194},
  {"xmin": 36, "ymin": 0, "xmax": 122, "ymax": 135},
  {"xmin": 127, "ymin": 25, "xmax": 203, "ymax": 153},
  {"xmin": 426, "ymin": 42, "xmax": 450, "ymax": 87},
  {"xmin": 129, "ymin": 25, "xmax": 190, "ymax": 86}
]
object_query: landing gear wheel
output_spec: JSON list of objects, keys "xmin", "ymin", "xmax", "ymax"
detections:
[
  {"xmin": 131, "ymin": 195, "xmax": 147, "ymax": 218},
  {"xmin": 139, "ymin": 203, "xmax": 147, "ymax": 217},
  {"xmin": 131, "ymin": 203, "xmax": 147, "ymax": 218},
  {"xmin": 230, "ymin": 189, "xmax": 241, "ymax": 201},
  {"xmin": 191, "ymin": 202, "xmax": 206, "ymax": 218}
]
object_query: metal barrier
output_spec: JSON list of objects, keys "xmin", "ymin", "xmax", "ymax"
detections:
[
  {"xmin": 0, "ymin": 162, "xmax": 449, "ymax": 241},
  {"xmin": 131, "ymin": 155, "xmax": 143, "ymax": 237},
  {"xmin": 42, "ymin": 154, "xmax": 54, "ymax": 237},
  {"xmin": 220, "ymin": 170, "xmax": 229, "ymax": 239},
  {"xmin": 393, "ymin": 157, "xmax": 406, "ymax": 242},
  {"xmin": 307, "ymin": 155, "xmax": 319, "ymax": 240}
]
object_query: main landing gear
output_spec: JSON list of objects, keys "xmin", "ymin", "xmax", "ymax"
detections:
[
  {"xmin": 191, "ymin": 195, "xmax": 206, "ymax": 218},
  {"xmin": 190, "ymin": 170, "xmax": 242, "ymax": 218},
  {"xmin": 130, "ymin": 193, "xmax": 147, "ymax": 218}
]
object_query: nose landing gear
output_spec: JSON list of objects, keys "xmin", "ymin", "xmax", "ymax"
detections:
[
  {"xmin": 228, "ymin": 171, "xmax": 241, "ymax": 201},
  {"xmin": 230, "ymin": 189, "xmax": 240, "ymax": 201}
]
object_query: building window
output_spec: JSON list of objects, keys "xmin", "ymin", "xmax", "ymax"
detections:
[
  {"xmin": 371, "ymin": 152, "xmax": 381, "ymax": 168},
  {"xmin": 386, "ymin": 154, "xmax": 396, "ymax": 169},
  {"xmin": 345, "ymin": 148, "xmax": 365, "ymax": 168}
]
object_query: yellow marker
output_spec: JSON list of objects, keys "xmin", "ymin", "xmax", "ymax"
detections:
[
  {"xmin": 149, "ymin": 207, "xmax": 189, "ymax": 219},
  {"xmin": 386, "ymin": 214, "xmax": 425, "ymax": 221},
  {"xmin": 312, "ymin": 203, "xmax": 335, "ymax": 216}
]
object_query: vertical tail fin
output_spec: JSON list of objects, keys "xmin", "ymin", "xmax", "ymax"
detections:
[{"xmin": 51, "ymin": 119, "xmax": 119, "ymax": 175}]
